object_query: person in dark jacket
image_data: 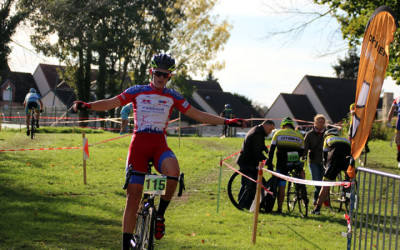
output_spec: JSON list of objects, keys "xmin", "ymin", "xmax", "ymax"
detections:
[
  {"xmin": 235, "ymin": 120, "xmax": 275, "ymax": 209},
  {"xmin": 303, "ymin": 114, "xmax": 326, "ymax": 206}
]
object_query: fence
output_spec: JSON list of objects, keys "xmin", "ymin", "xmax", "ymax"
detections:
[{"xmin": 350, "ymin": 167, "xmax": 400, "ymax": 249}]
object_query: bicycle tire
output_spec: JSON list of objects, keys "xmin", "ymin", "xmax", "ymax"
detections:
[
  {"xmin": 227, "ymin": 172, "xmax": 244, "ymax": 210},
  {"xmin": 143, "ymin": 207, "xmax": 154, "ymax": 250},
  {"xmin": 297, "ymin": 184, "xmax": 308, "ymax": 218},
  {"xmin": 30, "ymin": 114, "xmax": 35, "ymax": 139},
  {"xmin": 329, "ymin": 173, "xmax": 345, "ymax": 213},
  {"xmin": 227, "ymin": 171, "xmax": 267, "ymax": 211},
  {"xmin": 286, "ymin": 181, "xmax": 296, "ymax": 212},
  {"xmin": 134, "ymin": 205, "xmax": 153, "ymax": 250}
]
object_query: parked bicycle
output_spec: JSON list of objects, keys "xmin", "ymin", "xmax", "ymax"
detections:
[
  {"xmin": 123, "ymin": 163, "xmax": 185, "ymax": 250},
  {"xmin": 286, "ymin": 161, "xmax": 308, "ymax": 218},
  {"xmin": 227, "ymin": 169, "xmax": 268, "ymax": 211}
]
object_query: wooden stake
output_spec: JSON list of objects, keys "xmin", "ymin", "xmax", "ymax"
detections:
[{"xmin": 251, "ymin": 161, "xmax": 264, "ymax": 244}]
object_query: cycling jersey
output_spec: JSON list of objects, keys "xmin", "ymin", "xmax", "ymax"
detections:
[
  {"xmin": 25, "ymin": 93, "xmax": 41, "ymax": 103},
  {"xmin": 323, "ymin": 135, "xmax": 351, "ymax": 180},
  {"xmin": 24, "ymin": 93, "xmax": 41, "ymax": 115},
  {"xmin": 269, "ymin": 128, "xmax": 304, "ymax": 186},
  {"xmin": 118, "ymin": 83, "xmax": 190, "ymax": 134},
  {"xmin": 117, "ymin": 83, "xmax": 191, "ymax": 184},
  {"xmin": 391, "ymin": 97, "xmax": 400, "ymax": 130}
]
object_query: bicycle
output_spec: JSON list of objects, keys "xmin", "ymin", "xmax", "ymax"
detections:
[
  {"xmin": 286, "ymin": 161, "xmax": 308, "ymax": 218},
  {"xmin": 27, "ymin": 106, "xmax": 39, "ymax": 139},
  {"xmin": 329, "ymin": 171, "xmax": 355, "ymax": 214},
  {"xmin": 227, "ymin": 169, "xmax": 269, "ymax": 211},
  {"xmin": 123, "ymin": 163, "xmax": 185, "ymax": 250}
]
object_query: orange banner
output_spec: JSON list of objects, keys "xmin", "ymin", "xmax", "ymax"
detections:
[{"xmin": 350, "ymin": 6, "xmax": 398, "ymax": 159}]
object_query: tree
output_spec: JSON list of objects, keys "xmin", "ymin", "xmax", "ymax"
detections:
[
  {"xmin": 204, "ymin": 70, "xmax": 219, "ymax": 82},
  {"xmin": 313, "ymin": 1, "xmax": 400, "ymax": 83},
  {"xmin": 332, "ymin": 47, "xmax": 359, "ymax": 79},
  {"xmin": 233, "ymin": 93, "xmax": 252, "ymax": 106},
  {"xmin": 0, "ymin": 0, "xmax": 28, "ymax": 77}
]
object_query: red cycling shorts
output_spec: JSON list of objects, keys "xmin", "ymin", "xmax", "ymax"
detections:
[{"xmin": 126, "ymin": 133, "xmax": 176, "ymax": 185}]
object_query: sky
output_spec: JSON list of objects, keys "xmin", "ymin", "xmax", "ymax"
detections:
[{"xmin": 8, "ymin": 0, "xmax": 400, "ymax": 107}]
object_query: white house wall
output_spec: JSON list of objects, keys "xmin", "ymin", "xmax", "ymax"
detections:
[
  {"xmin": 41, "ymin": 92, "xmax": 65, "ymax": 108},
  {"xmin": 33, "ymin": 66, "xmax": 50, "ymax": 96},
  {"xmin": 264, "ymin": 95, "xmax": 296, "ymax": 128},
  {"xmin": 192, "ymin": 91, "xmax": 218, "ymax": 115},
  {"xmin": 293, "ymin": 78, "xmax": 332, "ymax": 122}
]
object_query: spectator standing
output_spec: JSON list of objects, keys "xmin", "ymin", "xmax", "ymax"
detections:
[
  {"xmin": 235, "ymin": 120, "xmax": 275, "ymax": 209},
  {"xmin": 120, "ymin": 103, "xmax": 133, "ymax": 135},
  {"xmin": 303, "ymin": 114, "xmax": 326, "ymax": 207},
  {"xmin": 220, "ymin": 104, "xmax": 234, "ymax": 137}
]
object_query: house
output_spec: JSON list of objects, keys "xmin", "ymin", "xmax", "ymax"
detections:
[
  {"xmin": 265, "ymin": 75, "xmax": 357, "ymax": 128},
  {"xmin": 0, "ymin": 71, "xmax": 38, "ymax": 108},
  {"xmin": 265, "ymin": 75, "xmax": 386, "ymax": 128}
]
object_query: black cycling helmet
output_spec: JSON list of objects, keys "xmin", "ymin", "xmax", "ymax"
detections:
[
  {"xmin": 150, "ymin": 54, "xmax": 176, "ymax": 71},
  {"xmin": 324, "ymin": 128, "xmax": 339, "ymax": 137},
  {"xmin": 281, "ymin": 116, "xmax": 294, "ymax": 129}
]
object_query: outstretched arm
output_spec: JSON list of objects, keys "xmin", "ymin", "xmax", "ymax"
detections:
[
  {"xmin": 184, "ymin": 106, "xmax": 247, "ymax": 127},
  {"xmin": 74, "ymin": 96, "xmax": 121, "ymax": 112},
  {"xmin": 185, "ymin": 107, "xmax": 226, "ymax": 125}
]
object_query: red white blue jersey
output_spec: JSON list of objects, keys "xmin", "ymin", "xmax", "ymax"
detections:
[{"xmin": 117, "ymin": 83, "xmax": 191, "ymax": 134}]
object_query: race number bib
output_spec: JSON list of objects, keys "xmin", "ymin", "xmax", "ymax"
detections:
[
  {"xmin": 144, "ymin": 175, "xmax": 167, "ymax": 195},
  {"xmin": 287, "ymin": 151, "xmax": 299, "ymax": 162}
]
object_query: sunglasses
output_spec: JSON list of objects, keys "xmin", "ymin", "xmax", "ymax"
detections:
[{"xmin": 153, "ymin": 70, "xmax": 171, "ymax": 79}]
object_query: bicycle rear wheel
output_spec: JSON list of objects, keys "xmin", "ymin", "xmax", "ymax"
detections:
[
  {"xmin": 227, "ymin": 172, "xmax": 244, "ymax": 210},
  {"xmin": 297, "ymin": 184, "xmax": 308, "ymax": 218},
  {"xmin": 30, "ymin": 115, "xmax": 35, "ymax": 139},
  {"xmin": 286, "ymin": 181, "xmax": 296, "ymax": 212},
  {"xmin": 329, "ymin": 173, "xmax": 345, "ymax": 213}
]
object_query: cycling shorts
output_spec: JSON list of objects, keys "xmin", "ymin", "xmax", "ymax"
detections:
[
  {"xmin": 25, "ymin": 102, "xmax": 39, "ymax": 115},
  {"xmin": 126, "ymin": 133, "xmax": 176, "ymax": 185},
  {"xmin": 324, "ymin": 153, "xmax": 349, "ymax": 181},
  {"xmin": 276, "ymin": 161, "xmax": 304, "ymax": 186},
  {"xmin": 396, "ymin": 115, "xmax": 400, "ymax": 130}
]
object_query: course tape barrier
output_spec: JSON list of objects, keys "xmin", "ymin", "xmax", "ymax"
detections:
[
  {"xmin": 221, "ymin": 160, "xmax": 273, "ymax": 195},
  {"xmin": 262, "ymin": 168, "xmax": 351, "ymax": 188},
  {"xmin": 0, "ymin": 146, "xmax": 83, "ymax": 152},
  {"xmin": 221, "ymin": 151, "xmax": 351, "ymax": 190}
]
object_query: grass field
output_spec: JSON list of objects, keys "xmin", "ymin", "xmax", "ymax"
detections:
[{"xmin": 1, "ymin": 129, "xmax": 399, "ymax": 249}]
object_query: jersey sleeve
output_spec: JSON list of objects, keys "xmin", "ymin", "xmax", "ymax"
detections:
[
  {"xmin": 117, "ymin": 86, "xmax": 140, "ymax": 106},
  {"xmin": 170, "ymin": 89, "xmax": 191, "ymax": 113}
]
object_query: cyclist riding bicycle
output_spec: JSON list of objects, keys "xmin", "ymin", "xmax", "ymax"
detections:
[
  {"xmin": 73, "ymin": 54, "xmax": 247, "ymax": 250},
  {"xmin": 267, "ymin": 116, "xmax": 305, "ymax": 214},
  {"xmin": 23, "ymin": 88, "xmax": 43, "ymax": 136},
  {"xmin": 310, "ymin": 127, "xmax": 351, "ymax": 215}
]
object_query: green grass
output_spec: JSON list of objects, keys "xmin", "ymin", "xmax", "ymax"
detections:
[{"xmin": 0, "ymin": 130, "xmax": 399, "ymax": 249}]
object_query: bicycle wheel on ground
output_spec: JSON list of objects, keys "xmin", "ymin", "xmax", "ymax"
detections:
[
  {"xmin": 329, "ymin": 173, "xmax": 345, "ymax": 213},
  {"xmin": 30, "ymin": 114, "xmax": 36, "ymax": 139},
  {"xmin": 286, "ymin": 181, "xmax": 296, "ymax": 212},
  {"xmin": 134, "ymin": 206, "xmax": 154, "ymax": 250},
  {"xmin": 297, "ymin": 184, "xmax": 308, "ymax": 218},
  {"xmin": 227, "ymin": 172, "xmax": 243, "ymax": 210}
]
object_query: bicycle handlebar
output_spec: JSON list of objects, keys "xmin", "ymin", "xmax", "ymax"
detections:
[{"xmin": 123, "ymin": 164, "xmax": 185, "ymax": 197}]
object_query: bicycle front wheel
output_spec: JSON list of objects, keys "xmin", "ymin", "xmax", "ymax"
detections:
[
  {"xmin": 134, "ymin": 206, "xmax": 154, "ymax": 250},
  {"xmin": 287, "ymin": 181, "xmax": 296, "ymax": 212},
  {"xmin": 297, "ymin": 184, "xmax": 308, "ymax": 218}
]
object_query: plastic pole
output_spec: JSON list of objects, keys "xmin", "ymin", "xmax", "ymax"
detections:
[
  {"xmin": 82, "ymin": 131, "xmax": 87, "ymax": 185},
  {"xmin": 217, "ymin": 158, "xmax": 222, "ymax": 213}
]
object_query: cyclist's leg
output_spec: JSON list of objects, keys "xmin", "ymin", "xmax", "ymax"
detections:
[{"xmin": 25, "ymin": 105, "xmax": 30, "ymax": 129}]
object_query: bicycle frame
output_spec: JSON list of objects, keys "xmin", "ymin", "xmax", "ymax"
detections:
[{"xmin": 123, "ymin": 164, "xmax": 184, "ymax": 250}]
